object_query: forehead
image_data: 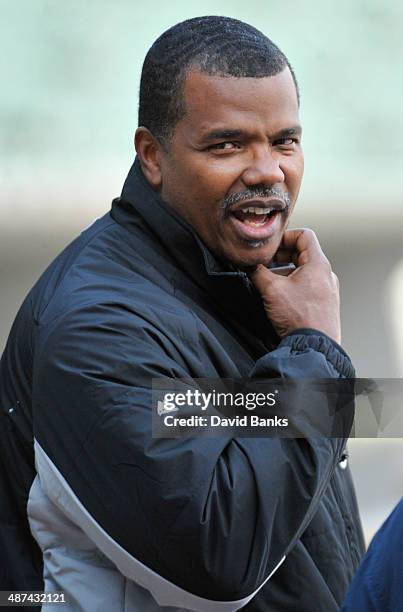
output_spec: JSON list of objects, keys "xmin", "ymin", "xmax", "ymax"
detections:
[{"xmin": 179, "ymin": 68, "xmax": 300, "ymax": 136}]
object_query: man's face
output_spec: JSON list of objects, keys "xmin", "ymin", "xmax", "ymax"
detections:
[{"xmin": 158, "ymin": 67, "xmax": 304, "ymax": 269}]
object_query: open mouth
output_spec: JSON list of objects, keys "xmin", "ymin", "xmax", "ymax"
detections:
[
  {"xmin": 228, "ymin": 204, "xmax": 285, "ymax": 241},
  {"xmin": 232, "ymin": 206, "xmax": 280, "ymax": 227}
]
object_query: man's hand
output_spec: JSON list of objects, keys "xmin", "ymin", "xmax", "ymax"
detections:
[{"xmin": 249, "ymin": 228, "xmax": 341, "ymax": 344}]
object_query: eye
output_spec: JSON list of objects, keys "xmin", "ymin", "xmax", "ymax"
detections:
[
  {"xmin": 273, "ymin": 137, "xmax": 299, "ymax": 148},
  {"xmin": 209, "ymin": 142, "xmax": 241, "ymax": 151}
]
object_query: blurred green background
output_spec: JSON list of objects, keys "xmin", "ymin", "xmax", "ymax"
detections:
[{"xmin": 1, "ymin": 0, "xmax": 402, "ymax": 542}]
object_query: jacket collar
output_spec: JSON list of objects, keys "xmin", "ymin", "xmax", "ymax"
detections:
[{"xmin": 117, "ymin": 157, "xmax": 247, "ymax": 279}]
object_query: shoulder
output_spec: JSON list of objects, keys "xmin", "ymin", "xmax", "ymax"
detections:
[{"xmin": 29, "ymin": 214, "xmax": 194, "ymax": 334}]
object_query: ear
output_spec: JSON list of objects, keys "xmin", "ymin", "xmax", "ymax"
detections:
[{"xmin": 135, "ymin": 127, "xmax": 163, "ymax": 188}]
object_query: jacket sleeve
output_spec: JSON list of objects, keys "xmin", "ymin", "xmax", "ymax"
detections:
[{"xmin": 32, "ymin": 303, "xmax": 354, "ymax": 606}]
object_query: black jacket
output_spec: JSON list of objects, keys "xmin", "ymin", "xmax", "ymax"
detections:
[{"xmin": 0, "ymin": 159, "xmax": 364, "ymax": 611}]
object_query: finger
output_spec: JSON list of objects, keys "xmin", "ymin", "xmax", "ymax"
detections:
[
  {"xmin": 248, "ymin": 264, "xmax": 281, "ymax": 295},
  {"xmin": 272, "ymin": 248, "xmax": 300, "ymax": 267},
  {"xmin": 332, "ymin": 272, "xmax": 340, "ymax": 290},
  {"xmin": 272, "ymin": 247, "xmax": 294, "ymax": 265},
  {"xmin": 280, "ymin": 228, "xmax": 320, "ymax": 252},
  {"xmin": 280, "ymin": 228, "xmax": 327, "ymax": 266}
]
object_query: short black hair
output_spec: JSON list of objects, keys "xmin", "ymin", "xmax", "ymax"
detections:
[{"xmin": 138, "ymin": 16, "xmax": 299, "ymax": 148}]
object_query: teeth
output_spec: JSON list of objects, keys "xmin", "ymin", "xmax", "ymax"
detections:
[
  {"xmin": 240, "ymin": 206, "xmax": 273, "ymax": 214},
  {"xmin": 244, "ymin": 219, "xmax": 267, "ymax": 227}
]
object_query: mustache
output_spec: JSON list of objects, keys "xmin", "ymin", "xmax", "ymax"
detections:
[{"xmin": 222, "ymin": 186, "xmax": 291, "ymax": 213}]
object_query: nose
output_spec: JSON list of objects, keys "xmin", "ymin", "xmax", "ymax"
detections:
[{"xmin": 241, "ymin": 147, "xmax": 285, "ymax": 187}]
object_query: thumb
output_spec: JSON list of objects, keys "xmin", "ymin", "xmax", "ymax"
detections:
[{"xmin": 248, "ymin": 264, "xmax": 280, "ymax": 296}]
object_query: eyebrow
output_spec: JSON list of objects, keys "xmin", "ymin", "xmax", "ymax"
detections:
[
  {"xmin": 273, "ymin": 126, "xmax": 303, "ymax": 138},
  {"xmin": 201, "ymin": 125, "xmax": 302, "ymax": 142},
  {"xmin": 202, "ymin": 129, "xmax": 243, "ymax": 141}
]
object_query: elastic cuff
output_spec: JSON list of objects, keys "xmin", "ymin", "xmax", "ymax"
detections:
[{"xmin": 280, "ymin": 328, "xmax": 355, "ymax": 378}]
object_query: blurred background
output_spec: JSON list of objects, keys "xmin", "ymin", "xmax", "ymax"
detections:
[{"xmin": 1, "ymin": 0, "xmax": 402, "ymax": 543}]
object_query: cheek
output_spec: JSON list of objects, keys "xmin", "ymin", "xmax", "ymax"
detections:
[
  {"xmin": 283, "ymin": 156, "xmax": 304, "ymax": 193},
  {"xmin": 190, "ymin": 154, "xmax": 245, "ymax": 194},
  {"xmin": 208, "ymin": 156, "xmax": 248, "ymax": 188},
  {"xmin": 162, "ymin": 161, "xmax": 199, "ymax": 205},
  {"xmin": 163, "ymin": 163, "xmax": 218, "ymax": 219}
]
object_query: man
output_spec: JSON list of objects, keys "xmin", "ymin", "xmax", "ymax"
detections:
[{"xmin": 0, "ymin": 16, "xmax": 364, "ymax": 611}]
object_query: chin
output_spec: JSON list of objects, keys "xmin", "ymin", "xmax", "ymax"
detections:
[{"xmin": 225, "ymin": 245, "xmax": 277, "ymax": 271}]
